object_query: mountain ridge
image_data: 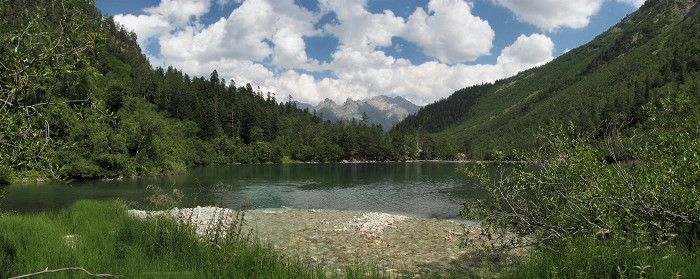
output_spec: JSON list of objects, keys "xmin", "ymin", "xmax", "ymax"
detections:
[
  {"xmin": 297, "ymin": 95, "xmax": 422, "ymax": 132},
  {"xmin": 395, "ymin": 0, "xmax": 700, "ymax": 158}
]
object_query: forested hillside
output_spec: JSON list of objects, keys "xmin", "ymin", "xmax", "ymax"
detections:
[
  {"xmin": 396, "ymin": 83, "xmax": 492, "ymax": 134},
  {"xmin": 398, "ymin": 0, "xmax": 700, "ymax": 159},
  {"xmin": 0, "ymin": 0, "xmax": 456, "ymax": 183}
]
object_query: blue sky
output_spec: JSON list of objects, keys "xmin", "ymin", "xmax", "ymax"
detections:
[{"xmin": 96, "ymin": 0, "xmax": 642, "ymax": 105}]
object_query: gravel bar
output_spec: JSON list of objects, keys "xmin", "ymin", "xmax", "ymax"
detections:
[{"xmin": 129, "ymin": 206, "xmax": 490, "ymax": 276}]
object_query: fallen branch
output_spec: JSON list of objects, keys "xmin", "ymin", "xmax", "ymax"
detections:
[{"xmin": 10, "ymin": 267, "xmax": 119, "ymax": 279}]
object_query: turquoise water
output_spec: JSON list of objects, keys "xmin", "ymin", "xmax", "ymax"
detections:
[{"xmin": 2, "ymin": 162, "xmax": 487, "ymax": 219}]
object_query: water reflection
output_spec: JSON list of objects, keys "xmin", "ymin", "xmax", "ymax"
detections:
[{"xmin": 2, "ymin": 162, "xmax": 487, "ymax": 219}]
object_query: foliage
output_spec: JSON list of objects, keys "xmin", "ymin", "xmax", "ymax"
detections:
[
  {"xmin": 462, "ymin": 93, "xmax": 700, "ymax": 255},
  {"xmin": 397, "ymin": 83, "xmax": 492, "ymax": 134},
  {"xmin": 144, "ymin": 183, "xmax": 183, "ymax": 210},
  {"xmin": 0, "ymin": 0, "xmax": 458, "ymax": 183},
  {"xmin": 0, "ymin": 0, "xmax": 101, "ymax": 178},
  {"xmin": 0, "ymin": 164, "xmax": 9, "ymax": 185},
  {"xmin": 0, "ymin": 185, "xmax": 4, "ymax": 217},
  {"xmin": 509, "ymin": 235, "xmax": 700, "ymax": 279}
]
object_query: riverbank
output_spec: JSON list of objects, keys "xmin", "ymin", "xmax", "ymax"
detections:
[
  {"xmin": 0, "ymin": 200, "xmax": 362, "ymax": 279},
  {"xmin": 1, "ymin": 200, "xmax": 514, "ymax": 278},
  {"xmin": 129, "ymin": 206, "xmax": 521, "ymax": 277},
  {"xmin": 2, "ymin": 159, "xmax": 479, "ymax": 185}
]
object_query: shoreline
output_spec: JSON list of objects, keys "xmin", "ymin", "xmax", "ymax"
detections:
[
  {"xmin": 129, "ymin": 206, "xmax": 493, "ymax": 276},
  {"xmin": 4, "ymin": 159, "xmax": 531, "ymax": 186},
  {"xmin": 4, "ymin": 160, "xmax": 482, "ymax": 185}
]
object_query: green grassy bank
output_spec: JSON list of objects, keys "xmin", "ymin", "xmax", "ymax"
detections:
[
  {"xmin": 3, "ymin": 200, "xmax": 697, "ymax": 278},
  {"xmin": 0, "ymin": 200, "xmax": 385, "ymax": 279},
  {"xmin": 507, "ymin": 235, "xmax": 700, "ymax": 278}
]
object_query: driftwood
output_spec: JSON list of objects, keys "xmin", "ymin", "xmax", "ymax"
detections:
[{"xmin": 9, "ymin": 267, "xmax": 119, "ymax": 279}]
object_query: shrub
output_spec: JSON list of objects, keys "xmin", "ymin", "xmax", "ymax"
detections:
[
  {"xmin": 0, "ymin": 164, "xmax": 9, "ymax": 185},
  {"xmin": 462, "ymin": 93, "xmax": 700, "ymax": 254},
  {"xmin": 510, "ymin": 234, "xmax": 700, "ymax": 278}
]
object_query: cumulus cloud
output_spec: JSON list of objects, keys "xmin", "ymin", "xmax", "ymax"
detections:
[
  {"xmin": 498, "ymin": 34, "xmax": 554, "ymax": 65},
  {"xmin": 113, "ymin": 0, "xmax": 215, "ymax": 63},
  {"xmin": 319, "ymin": 0, "xmax": 406, "ymax": 50},
  {"xmin": 319, "ymin": 0, "xmax": 494, "ymax": 64},
  {"xmin": 263, "ymin": 34, "xmax": 554, "ymax": 105},
  {"xmin": 215, "ymin": 0, "xmax": 232, "ymax": 7},
  {"xmin": 493, "ymin": 0, "xmax": 604, "ymax": 31},
  {"xmin": 113, "ymin": 0, "xmax": 555, "ymax": 106},
  {"xmin": 112, "ymin": 13, "xmax": 170, "ymax": 48},
  {"xmin": 157, "ymin": 0, "xmax": 320, "ymax": 72},
  {"xmin": 617, "ymin": 0, "xmax": 646, "ymax": 7},
  {"xmin": 497, "ymin": 34, "xmax": 554, "ymax": 74},
  {"xmin": 143, "ymin": 0, "xmax": 211, "ymax": 27},
  {"xmin": 404, "ymin": 0, "xmax": 494, "ymax": 63}
]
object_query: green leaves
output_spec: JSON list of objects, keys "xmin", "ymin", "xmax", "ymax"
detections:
[
  {"xmin": 0, "ymin": 0, "xmax": 101, "ymax": 178},
  {"xmin": 463, "ymin": 93, "xmax": 700, "ymax": 253}
]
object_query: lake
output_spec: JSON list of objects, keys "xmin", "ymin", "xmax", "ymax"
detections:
[{"xmin": 1, "ymin": 162, "xmax": 487, "ymax": 219}]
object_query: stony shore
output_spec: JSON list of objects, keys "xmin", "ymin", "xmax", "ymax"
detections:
[{"xmin": 128, "ymin": 206, "xmax": 495, "ymax": 277}]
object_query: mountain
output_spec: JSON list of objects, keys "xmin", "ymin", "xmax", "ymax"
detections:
[
  {"xmin": 298, "ymin": 96, "xmax": 422, "ymax": 132},
  {"xmin": 395, "ymin": 0, "xmax": 700, "ymax": 159}
]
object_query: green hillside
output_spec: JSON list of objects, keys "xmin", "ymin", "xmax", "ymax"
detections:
[
  {"xmin": 0, "ymin": 0, "xmax": 457, "ymax": 183},
  {"xmin": 397, "ymin": 0, "xmax": 700, "ymax": 159}
]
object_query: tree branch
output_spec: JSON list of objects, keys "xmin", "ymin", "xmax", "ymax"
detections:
[
  {"xmin": 17, "ymin": 99, "xmax": 88, "ymax": 110},
  {"xmin": 10, "ymin": 267, "xmax": 119, "ymax": 279}
]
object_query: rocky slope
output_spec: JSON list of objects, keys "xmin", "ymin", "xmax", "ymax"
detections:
[{"xmin": 298, "ymin": 96, "xmax": 421, "ymax": 133}]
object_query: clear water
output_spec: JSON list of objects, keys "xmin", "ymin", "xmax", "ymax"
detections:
[{"xmin": 1, "ymin": 162, "xmax": 488, "ymax": 219}]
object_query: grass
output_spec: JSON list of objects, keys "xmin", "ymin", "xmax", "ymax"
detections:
[
  {"xmin": 0, "ymin": 200, "xmax": 386, "ymax": 279},
  {"xmin": 508, "ymin": 235, "xmax": 700, "ymax": 278},
  {"xmin": 8, "ymin": 200, "xmax": 695, "ymax": 278},
  {"xmin": 5, "ymin": 168, "xmax": 52, "ymax": 184},
  {"xmin": 281, "ymin": 156, "xmax": 302, "ymax": 164}
]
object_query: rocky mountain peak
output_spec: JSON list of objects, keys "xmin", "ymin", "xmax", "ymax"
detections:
[{"xmin": 297, "ymin": 95, "xmax": 422, "ymax": 133}]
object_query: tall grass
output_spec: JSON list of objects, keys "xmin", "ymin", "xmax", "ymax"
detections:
[
  {"xmin": 0, "ymin": 200, "xmax": 384, "ymax": 278},
  {"xmin": 509, "ymin": 235, "xmax": 700, "ymax": 278}
]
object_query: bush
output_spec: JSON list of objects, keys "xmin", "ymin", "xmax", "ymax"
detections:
[
  {"xmin": 0, "ymin": 164, "xmax": 9, "ymax": 185},
  {"xmin": 510, "ymin": 235, "xmax": 700, "ymax": 278},
  {"xmin": 462, "ymin": 93, "xmax": 700, "ymax": 254}
]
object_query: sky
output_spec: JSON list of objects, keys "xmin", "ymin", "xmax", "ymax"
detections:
[{"xmin": 96, "ymin": 0, "xmax": 645, "ymax": 106}]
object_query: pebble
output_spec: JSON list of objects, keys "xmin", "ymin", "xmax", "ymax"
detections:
[
  {"xmin": 128, "ymin": 206, "xmax": 241, "ymax": 240},
  {"xmin": 129, "ymin": 207, "xmax": 490, "ymax": 277}
]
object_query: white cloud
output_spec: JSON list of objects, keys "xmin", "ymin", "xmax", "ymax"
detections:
[
  {"xmin": 319, "ymin": 0, "xmax": 494, "ymax": 64},
  {"xmin": 112, "ymin": 13, "xmax": 170, "ymax": 48},
  {"xmin": 498, "ymin": 34, "xmax": 554, "ymax": 65},
  {"xmin": 497, "ymin": 34, "xmax": 554, "ymax": 74},
  {"xmin": 262, "ymin": 34, "xmax": 554, "ymax": 106},
  {"xmin": 113, "ymin": 0, "xmax": 555, "ymax": 107},
  {"xmin": 272, "ymin": 27, "xmax": 312, "ymax": 68},
  {"xmin": 215, "ymin": 0, "xmax": 232, "ymax": 7},
  {"xmin": 114, "ymin": 0, "xmax": 215, "ymax": 61},
  {"xmin": 143, "ymin": 0, "xmax": 211, "ymax": 27},
  {"xmin": 404, "ymin": 0, "xmax": 494, "ymax": 63},
  {"xmin": 319, "ymin": 0, "xmax": 406, "ymax": 50},
  {"xmin": 493, "ymin": 0, "xmax": 604, "ymax": 31},
  {"xmin": 156, "ymin": 0, "xmax": 320, "ymax": 73},
  {"xmin": 617, "ymin": 0, "xmax": 645, "ymax": 7}
]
